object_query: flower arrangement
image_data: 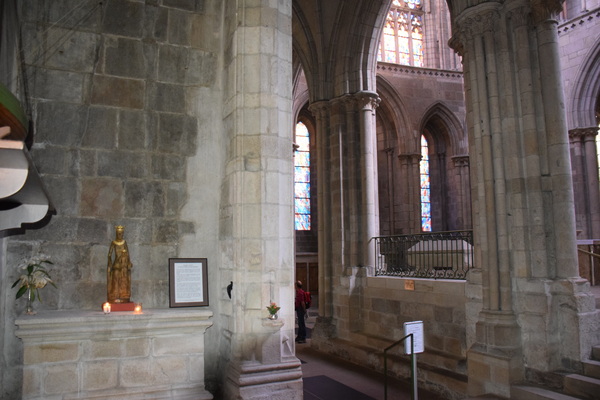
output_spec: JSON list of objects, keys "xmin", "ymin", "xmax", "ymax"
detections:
[
  {"xmin": 266, "ymin": 302, "xmax": 281, "ymax": 315},
  {"xmin": 11, "ymin": 256, "xmax": 56, "ymax": 314}
]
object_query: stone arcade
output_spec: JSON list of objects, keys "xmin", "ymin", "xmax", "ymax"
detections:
[{"xmin": 1, "ymin": 0, "xmax": 599, "ymax": 399}]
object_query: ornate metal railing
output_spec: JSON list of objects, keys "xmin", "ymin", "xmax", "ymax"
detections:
[{"xmin": 372, "ymin": 230, "xmax": 473, "ymax": 280}]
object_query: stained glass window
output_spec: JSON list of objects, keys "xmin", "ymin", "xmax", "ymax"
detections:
[
  {"xmin": 377, "ymin": 0, "xmax": 424, "ymax": 67},
  {"xmin": 420, "ymin": 135, "xmax": 431, "ymax": 231},
  {"xmin": 295, "ymin": 122, "xmax": 311, "ymax": 230}
]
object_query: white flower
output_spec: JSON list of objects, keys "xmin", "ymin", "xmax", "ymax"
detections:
[{"xmin": 12, "ymin": 256, "xmax": 56, "ymax": 302}]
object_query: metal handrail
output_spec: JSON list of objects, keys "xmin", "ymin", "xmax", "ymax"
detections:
[
  {"xmin": 577, "ymin": 247, "xmax": 600, "ymax": 259},
  {"xmin": 373, "ymin": 230, "xmax": 473, "ymax": 280},
  {"xmin": 384, "ymin": 333, "xmax": 417, "ymax": 400}
]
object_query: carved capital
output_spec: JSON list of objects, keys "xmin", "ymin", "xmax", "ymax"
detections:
[
  {"xmin": 530, "ymin": 0, "xmax": 563, "ymax": 24},
  {"xmin": 569, "ymin": 127, "xmax": 599, "ymax": 141},
  {"xmin": 455, "ymin": 2, "xmax": 501, "ymax": 39},
  {"xmin": 308, "ymin": 100, "xmax": 330, "ymax": 119},
  {"xmin": 398, "ymin": 153, "xmax": 422, "ymax": 165},
  {"xmin": 355, "ymin": 91, "xmax": 380, "ymax": 111},
  {"xmin": 452, "ymin": 155, "xmax": 470, "ymax": 168},
  {"xmin": 448, "ymin": 34, "xmax": 465, "ymax": 57},
  {"xmin": 506, "ymin": 5, "xmax": 530, "ymax": 28}
]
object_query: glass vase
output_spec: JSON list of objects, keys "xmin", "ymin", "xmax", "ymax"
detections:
[
  {"xmin": 268, "ymin": 313, "xmax": 278, "ymax": 320},
  {"xmin": 25, "ymin": 288, "xmax": 36, "ymax": 315}
]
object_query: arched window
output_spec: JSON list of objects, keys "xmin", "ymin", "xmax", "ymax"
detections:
[
  {"xmin": 294, "ymin": 122, "xmax": 311, "ymax": 230},
  {"xmin": 420, "ymin": 134, "xmax": 431, "ymax": 231},
  {"xmin": 378, "ymin": 0, "xmax": 424, "ymax": 67}
]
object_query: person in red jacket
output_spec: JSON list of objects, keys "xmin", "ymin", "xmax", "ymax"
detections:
[{"xmin": 295, "ymin": 280, "xmax": 307, "ymax": 343}]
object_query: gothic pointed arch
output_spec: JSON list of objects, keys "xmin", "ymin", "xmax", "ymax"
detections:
[
  {"xmin": 418, "ymin": 101, "xmax": 470, "ymax": 231},
  {"xmin": 419, "ymin": 101, "xmax": 466, "ymax": 156},
  {"xmin": 376, "ymin": 75, "xmax": 412, "ymax": 150},
  {"xmin": 568, "ymin": 37, "xmax": 600, "ymax": 128}
]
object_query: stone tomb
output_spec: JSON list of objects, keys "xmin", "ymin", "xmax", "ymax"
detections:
[{"xmin": 15, "ymin": 309, "xmax": 213, "ymax": 399}]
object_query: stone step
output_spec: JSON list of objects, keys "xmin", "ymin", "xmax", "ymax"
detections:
[
  {"xmin": 511, "ymin": 385, "xmax": 582, "ymax": 400},
  {"xmin": 563, "ymin": 373, "xmax": 600, "ymax": 399},
  {"xmin": 583, "ymin": 359, "xmax": 600, "ymax": 379}
]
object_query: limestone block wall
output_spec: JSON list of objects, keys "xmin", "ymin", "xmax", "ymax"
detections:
[
  {"xmin": 318, "ymin": 274, "xmax": 469, "ymax": 398},
  {"xmin": 15, "ymin": 309, "xmax": 213, "ymax": 400},
  {"xmin": 362, "ymin": 277, "xmax": 467, "ymax": 360},
  {"xmin": 1, "ymin": 0, "xmax": 224, "ymax": 397}
]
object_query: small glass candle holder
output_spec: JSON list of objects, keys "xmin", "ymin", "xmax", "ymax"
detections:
[
  {"xmin": 103, "ymin": 302, "xmax": 111, "ymax": 314},
  {"xmin": 134, "ymin": 303, "xmax": 143, "ymax": 314}
]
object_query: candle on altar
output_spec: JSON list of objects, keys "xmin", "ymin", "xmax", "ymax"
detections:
[
  {"xmin": 103, "ymin": 302, "xmax": 111, "ymax": 314},
  {"xmin": 134, "ymin": 303, "xmax": 142, "ymax": 314}
]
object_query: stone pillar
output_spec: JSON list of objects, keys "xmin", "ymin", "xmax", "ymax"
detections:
[
  {"xmin": 309, "ymin": 101, "xmax": 334, "ymax": 323},
  {"xmin": 397, "ymin": 153, "xmax": 422, "ymax": 233},
  {"xmin": 309, "ymin": 91, "xmax": 381, "ymax": 344},
  {"xmin": 220, "ymin": 1, "xmax": 302, "ymax": 398},
  {"xmin": 452, "ymin": 155, "xmax": 471, "ymax": 229},
  {"xmin": 356, "ymin": 91, "xmax": 381, "ymax": 269},
  {"xmin": 583, "ymin": 129, "xmax": 600, "ymax": 239},
  {"xmin": 569, "ymin": 127, "xmax": 600, "ymax": 239},
  {"xmin": 450, "ymin": 0, "xmax": 599, "ymax": 396}
]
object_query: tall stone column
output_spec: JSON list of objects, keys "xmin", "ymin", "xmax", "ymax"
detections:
[
  {"xmin": 582, "ymin": 129, "xmax": 600, "ymax": 239},
  {"xmin": 220, "ymin": 1, "xmax": 302, "ymax": 398},
  {"xmin": 397, "ymin": 153, "xmax": 422, "ymax": 233},
  {"xmin": 452, "ymin": 155, "xmax": 471, "ymax": 229},
  {"xmin": 309, "ymin": 91, "xmax": 381, "ymax": 344},
  {"xmin": 569, "ymin": 127, "xmax": 600, "ymax": 239},
  {"xmin": 451, "ymin": 0, "xmax": 599, "ymax": 396}
]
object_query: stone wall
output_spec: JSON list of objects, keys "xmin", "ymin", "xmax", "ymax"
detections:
[
  {"xmin": 1, "ymin": 0, "xmax": 224, "ymax": 397},
  {"xmin": 313, "ymin": 272, "xmax": 469, "ymax": 399}
]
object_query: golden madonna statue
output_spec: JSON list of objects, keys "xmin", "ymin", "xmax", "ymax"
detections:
[{"xmin": 107, "ymin": 225, "xmax": 132, "ymax": 303}]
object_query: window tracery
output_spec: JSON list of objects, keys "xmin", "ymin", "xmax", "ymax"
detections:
[{"xmin": 378, "ymin": 0, "xmax": 424, "ymax": 67}]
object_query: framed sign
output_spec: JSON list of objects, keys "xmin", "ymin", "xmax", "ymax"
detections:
[{"xmin": 169, "ymin": 258, "xmax": 209, "ymax": 307}]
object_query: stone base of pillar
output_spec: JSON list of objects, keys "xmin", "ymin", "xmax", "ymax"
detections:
[
  {"xmin": 223, "ymin": 359, "xmax": 303, "ymax": 400},
  {"xmin": 467, "ymin": 311, "xmax": 523, "ymax": 398}
]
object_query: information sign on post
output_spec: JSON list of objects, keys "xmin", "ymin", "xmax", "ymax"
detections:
[{"xmin": 404, "ymin": 321, "xmax": 424, "ymax": 354}]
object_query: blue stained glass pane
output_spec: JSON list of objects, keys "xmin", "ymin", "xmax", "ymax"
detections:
[
  {"xmin": 421, "ymin": 201, "xmax": 430, "ymax": 214},
  {"xmin": 295, "ymin": 166, "xmax": 310, "ymax": 183},
  {"xmin": 420, "ymin": 162, "xmax": 429, "ymax": 175},
  {"xmin": 295, "ymin": 214, "xmax": 311, "ymax": 230},
  {"xmin": 421, "ymin": 216, "xmax": 431, "ymax": 232},
  {"xmin": 421, "ymin": 189, "xmax": 430, "ymax": 199},
  {"xmin": 295, "ymin": 151, "xmax": 310, "ymax": 166},
  {"xmin": 420, "ymin": 175, "xmax": 429, "ymax": 188},
  {"xmin": 295, "ymin": 198, "xmax": 310, "ymax": 214},
  {"xmin": 295, "ymin": 182, "xmax": 310, "ymax": 198}
]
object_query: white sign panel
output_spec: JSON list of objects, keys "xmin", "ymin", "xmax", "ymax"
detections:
[{"xmin": 404, "ymin": 321, "xmax": 424, "ymax": 354}]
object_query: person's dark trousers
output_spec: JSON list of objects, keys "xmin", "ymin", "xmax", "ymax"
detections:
[{"xmin": 296, "ymin": 308, "xmax": 306, "ymax": 342}]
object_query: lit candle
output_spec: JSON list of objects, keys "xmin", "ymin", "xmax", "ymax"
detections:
[
  {"xmin": 103, "ymin": 302, "xmax": 111, "ymax": 314},
  {"xmin": 134, "ymin": 303, "xmax": 142, "ymax": 314}
]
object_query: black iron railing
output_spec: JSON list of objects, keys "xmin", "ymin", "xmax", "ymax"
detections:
[{"xmin": 372, "ymin": 230, "xmax": 473, "ymax": 279}]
